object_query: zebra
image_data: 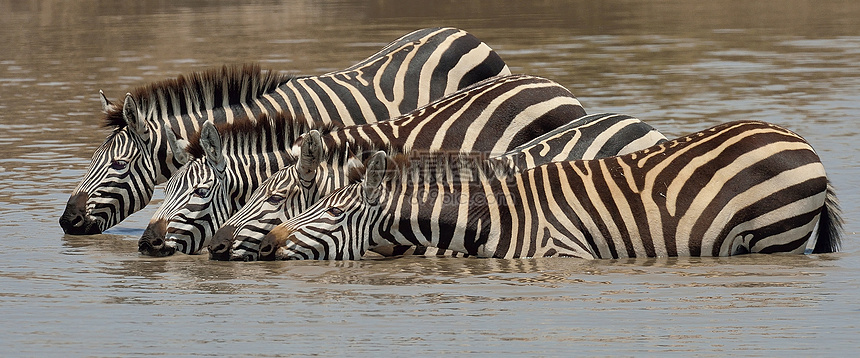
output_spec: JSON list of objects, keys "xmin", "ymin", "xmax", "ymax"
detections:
[
  {"xmin": 216, "ymin": 113, "xmax": 667, "ymax": 261},
  {"xmin": 261, "ymin": 120, "xmax": 843, "ymax": 260},
  {"xmin": 138, "ymin": 74, "xmax": 590, "ymax": 257},
  {"xmin": 59, "ymin": 27, "xmax": 510, "ymax": 235}
]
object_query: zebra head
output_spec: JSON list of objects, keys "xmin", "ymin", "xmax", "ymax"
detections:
[
  {"xmin": 139, "ymin": 121, "xmax": 228, "ymax": 256},
  {"xmin": 60, "ymin": 92, "xmax": 188, "ymax": 235},
  {"xmin": 211, "ymin": 130, "xmax": 357, "ymax": 261},
  {"xmin": 206, "ymin": 168, "xmax": 297, "ymax": 261},
  {"xmin": 259, "ymin": 150, "xmax": 391, "ymax": 260}
]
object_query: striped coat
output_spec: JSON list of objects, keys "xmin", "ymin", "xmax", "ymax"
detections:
[
  {"xmin": 60, "ymin": 27, "xmax": 509, "ymax": 235},
  {"xmin": 263, "ymin": 121, "xmax": 842, "ymax": 260},
  {"xmin": 219, "ymin": 113, "xmax": 666, "ymax": 261},
  {"xmin": 139, "ymin": 74, "xmax": 589, "ymax": 256}
]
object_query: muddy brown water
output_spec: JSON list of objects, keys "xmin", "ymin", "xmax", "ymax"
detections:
[{"xmin": 1, "ymin": 1, "xmax": 859, "ymax": 356}]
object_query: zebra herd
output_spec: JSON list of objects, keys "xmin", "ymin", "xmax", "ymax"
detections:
[{"xmin": 60, "ymin": 27, "xmax": 842, "ymax": 261}]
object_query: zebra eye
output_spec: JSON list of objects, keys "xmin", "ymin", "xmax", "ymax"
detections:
[
  {"xmin": 193, "ymin": 187, "xmax": 211, "ymax": 198},
  {"xmin": 266, "ymin": 194, "xmax": 285, "ymax": 205},
  {"xmin": 326, "ymin": 207, "xmax": 344, "ymax": 216},
  {"xmin": 110, "ymin": 159, "xmax": 128, "ymax": 171}
]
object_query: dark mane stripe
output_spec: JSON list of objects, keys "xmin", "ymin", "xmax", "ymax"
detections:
[
  {"xmin": 184, "ymin": 112, "xmax": 343, "ymax": 160},
  {"xmin": 374, "ymin": 150, "xmax": 521, "ymax": 185},
  {"xmin": 101, "ymin": 64, "xmax": 296, "ymax": 129}
]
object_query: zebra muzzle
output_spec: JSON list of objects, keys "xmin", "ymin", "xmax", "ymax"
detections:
[
  {"xmin": 208, "ymin": 224, "xmax": 236, "ymax": 261},
  {"xmin": 229, "ymin": 251, "xmax": 256, "ymax": 262},
  {"xmin": 138, "ymin": 219, "xmax": 176, "ymax": 257},
  {"xmin": 59, "ymin": 192, "xmax": 102, "ymax": 235},
  {"xmin": 257, "ymin": 225, "xmax": 291, "ymax": 261}
]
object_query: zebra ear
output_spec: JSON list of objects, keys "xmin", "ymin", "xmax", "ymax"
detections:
[
  {"xmin": 99, "ymin": 90, "xmax": 116, "ymax": 113},
  {"xmin": 345, "ymin": 143, "xmax": 365, "ymax": 184},
  {"xmin": 122, "ymin": 93, "xmax": 149, "ymax": 139},
  {"xmin": 289, "ymin": 133, "xmax": 304, "ymax": 159},
  {"xmin": 298, "ymin": 130, "xmax": 323, "ymax": 182},
  {"xmin": 362, "ymin": 151, "xmax": 388, "ymax": 204},
  {"xmin": 344, "ymin": 142, "xmax": 365, "ymax": 183},
  {"xmin": 164, "ymin": 125, "xmax": 190, "ymax": 165},
  {"xmin": 200, "ymin": 121, "xmax": 226, "ymax": 172}
]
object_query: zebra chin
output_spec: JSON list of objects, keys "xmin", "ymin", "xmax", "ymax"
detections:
[
  {"xmin": 274, "ymin": 247, "xmax": 305, "ymax": 260},
  {"xmin": 59, "ymin": 192, "xmax": 104, "ymax": 235},
  {"xmin": 59, "ymin": 214, "xmax": 103, "ymax": 235},
  {"xmin": 228, "ymin": 249, "xmax": 258, "ymax": 262}
]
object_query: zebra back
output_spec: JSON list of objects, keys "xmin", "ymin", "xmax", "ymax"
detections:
[{"xmin": 263, "ymin": 120, "xmax": 841, "ymax": 260}]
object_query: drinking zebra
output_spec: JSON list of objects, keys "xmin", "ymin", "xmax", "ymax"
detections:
[
  {"xmin": 138, "ymin": 74, "xmax": 591, "ymax": 256},
  {"xmin": 262, "ymin": 120, "xmax": 842, "ymax": 260},
  {"xmin": 218, "ymin": 113, "xmax": 667, "ymax": 261},
  {"xmin": 59, "ymin": 27, "xmax": 509, "ymax": 235}
]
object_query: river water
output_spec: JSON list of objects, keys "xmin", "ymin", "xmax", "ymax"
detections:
[{"xmin": 1, "ymin": 1, "xmax": 859, "ymax": 356}]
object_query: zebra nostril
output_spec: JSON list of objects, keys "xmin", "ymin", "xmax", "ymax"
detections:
[
  {"xmin": 60, "ymin": 192, "xmax": 102, "ymax": 235},
  {"xmin": 243, "ymin": 254, "xmax": 253, "ymax": 262},
  {"xmin": 140, "ymin": 220, "xmax": 168, "ymax": 253},
  {"xmin": 69, "ymin": 215, "xmax": 84, "ymax": 227},
  {"xmin": 137, "ymin": 240, "xmax": 155, "ymax": 255},
  {"xmin": 210, "ymin": 225, "xmax": 236, "ymax": 254},
  {"xmin": 211, "ymin": 243, "xmax": 227, "ymax": 253},
  {"xmin": 259, "ymin": 244, "xmax": 272, "ymax": 256}
]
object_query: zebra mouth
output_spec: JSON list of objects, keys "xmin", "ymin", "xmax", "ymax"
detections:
[
  {"xmin": 208, "ymin": 225, "xmax": 236, "ymax": 261},
  {"xmin": 274, "ymin": 247, "xmax": 301, "ymax": 260},
  {"xmin": 164, "ymin": 238, "xmax": 179, "ymax": 249},
  {"xmin": 59, "ymin": 193, "xmax": 105, "ymax": 235},
  {"xmin": 161, "ymin": 235, "xmax": 187, "ymax": 255},
  {"xmin": 138, "ymin": 222, "xmax": 178, "ymax": 257},
  {"xmin": 138, "ymin": 239, "xmax": 177, "ymax": 257},
  {"xmin": 229, "ymin": 249, "xmax": 258, "ymax": 262},
  {"xmin": 209, "ymin": 248, "xmax": 233, "ymax": 261},
  {"xmin": 60, "ymin": 214, "xmax": 103, "ymax": 235}
]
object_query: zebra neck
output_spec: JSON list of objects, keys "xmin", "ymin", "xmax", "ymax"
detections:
[
  {"xmin": 321, "ymin": 119, "xmax": 405, "ymax": 153},
  {"xmin": 225, "ymin": 151, "xmax": 295, "ymax": 207},
  {"xmin": 278, "ymin": 73, "xmax": 397, "ymax": 128},
  {"xmin": 373, "ymin": 177, "xmax": 505, "ymax": 257}
]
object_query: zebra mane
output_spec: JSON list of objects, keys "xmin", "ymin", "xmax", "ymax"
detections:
[
  {"xmin": 319, "ymin": 138, "xmax": 400, "ymax": 172},
  {"xmin": 277, "ymin": 123, "xmax": 403, "ymax": 176},
  {"xmin": 185, "ymin": 112, "xmax": 335, "ymax": 160},
  {"xmin": 101, "ymin": 64, "xmax": 296, "ymax": 129},
  {"xmin": 350, "ymin": 150, "xmax": 522, "ymax": 185}
]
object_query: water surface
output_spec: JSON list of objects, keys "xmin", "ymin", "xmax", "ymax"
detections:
[{"xmin": 1, "ymin": 1, "xmax": 859, "ymax": 356}]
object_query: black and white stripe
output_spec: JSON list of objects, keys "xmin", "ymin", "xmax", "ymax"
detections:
[
  {"xmin": 142, "ymin": 74, "xmax": 590, "ymax": 256},
  {"xmin": 222, "ymin": 112, "xmax": 666, "ymax": 261},
  {"xmin": 264, "ymin": 120, "xmax": 842, "ymax": 260},
  {"xmin": 140, "ymin": 116, "xmax": 299, "ymax": 256},
  {"xmin": 60, "ymin": 27, "xmax": 510, "ymax": 235}
]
